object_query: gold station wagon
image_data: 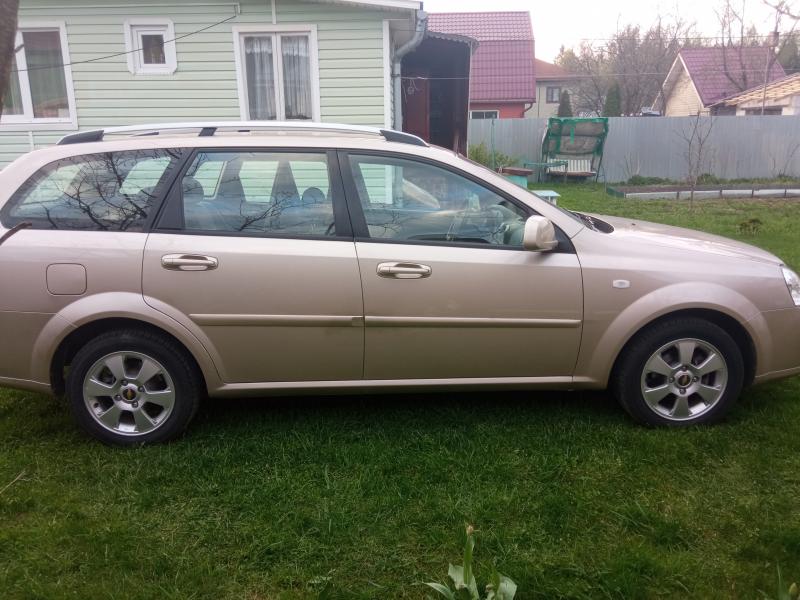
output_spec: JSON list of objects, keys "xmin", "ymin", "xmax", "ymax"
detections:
[{"xmin": 0, "ymin": 122, "xmax": 798, "ymax": 445}]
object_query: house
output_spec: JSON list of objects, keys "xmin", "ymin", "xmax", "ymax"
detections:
[
  {"xmin": 0, "ymin": 0, "xmax": 445, "ymax": 167},
  {"xmin": 394, "ymin": 18, "xmax": 476, "ymax": 152},
  {"xmin": 712, "ymin": 72, "xmax": 800, "ymax": 115},
  {"xmin": 526, "ymin": 59, "xmax": 577, "ymax": 118},
  {"xmin": 653, "ymin": 46, "xmax": 786, "ymax": 116},
  {"xmin": 427, "ymin": 12, "xmax": 536, "ymax": 119}
]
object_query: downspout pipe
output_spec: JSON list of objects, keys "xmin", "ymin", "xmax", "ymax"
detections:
[{"xmin": 392, "ymin": 10, "xmax": 428, "ymax": 130}]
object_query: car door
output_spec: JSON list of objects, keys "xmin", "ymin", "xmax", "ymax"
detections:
[
  {"xmin": 142, "ymin": 148, "xmax": 363, "ymax": 384},
  {"xmin": 340, "ymin": 151, "xmax": 583, "ymax": 381}
]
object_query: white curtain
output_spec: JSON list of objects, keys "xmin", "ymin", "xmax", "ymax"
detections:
[
  {"xmin": 244, "ymin": 36, "xmax": 277, "ymax": 120},
  {"xmin": 281, "ymin": 36, "xmax": 311, "ymax": 120},
  {"xmin": 23, "ymin": 31, "xmax": 68, "ymax": 118},
  {"xmin": 3, "ymin": 57, "xmax": 24, "ymax": 115}
]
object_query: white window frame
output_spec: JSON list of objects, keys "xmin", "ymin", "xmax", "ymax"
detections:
[
  {"xmin": 232, "ymin": 24, "xmax": 321, "ymax": 122},
  {"xmin": 470, "ymin": 110, "xmax": 499, "ymax": 120},
  {"xmin": 123, "ymin": 18, "xmax": 177, "ymax": 75},
  {"xmin": 1, "ymin": 21, "xmax": 77, "ymax": 131}
]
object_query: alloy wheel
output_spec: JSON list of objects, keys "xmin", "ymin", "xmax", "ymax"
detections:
[
  {"xmin": 640, "ymin": 338, "xmax": 728, "ymax": 421},
  {"xmin": 83, "ymin": 351, "xmax": 176, "ymax": 436}
]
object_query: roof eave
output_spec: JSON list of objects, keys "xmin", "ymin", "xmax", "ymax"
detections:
[
  {"xmin": 426, "ymin": 30, "xmax": 479, "ymax": 47},
  {"xmin": 302, "ymin": 0, "xmax": 422, "ymax": 11}
]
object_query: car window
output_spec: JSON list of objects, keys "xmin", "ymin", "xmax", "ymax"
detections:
[
  {"xmin": 181, "ymin": 151, "xmax": 335, "ymax": 236},
  {"xmin": 348, "ymin": 154, "xmax": 528, "ymax": 246},
  {"xmin": 2, "ymin": 149, "xmax": 180, "ymax": 231}
]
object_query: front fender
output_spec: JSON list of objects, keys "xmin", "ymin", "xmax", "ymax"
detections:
[
  {"xmin": 574, "ymin": 282, "xmax": 769, "ymax": 387},
  {"xmin": 30, "ymin": 292, "xmax": 224, "ymax": 390}
]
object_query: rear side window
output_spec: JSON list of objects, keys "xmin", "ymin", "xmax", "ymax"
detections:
[
  {"xmin": 180, "ymin": 151, "xmax": 335, "ymax": 236},
  {"xmin": 1, "ymin": 149, "xmax": 181, "ymax": 231}
]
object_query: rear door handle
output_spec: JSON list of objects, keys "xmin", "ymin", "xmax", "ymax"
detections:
[
  {"xmin": 161, "ymin": 254, "xmax": 219, "ymax": 271},
  {"xmin": 376, "ymin": 262, "xmax": 432, "ymax": 279}
]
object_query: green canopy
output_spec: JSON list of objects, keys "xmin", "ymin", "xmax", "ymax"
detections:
[{"xmin": 541, "ymin": 117, "xmax": 609, "ymax": 180}]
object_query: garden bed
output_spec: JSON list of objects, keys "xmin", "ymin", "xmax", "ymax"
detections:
[{"xmin": 608, "ymin": 183, "xmax": 800, "ymax": 200}]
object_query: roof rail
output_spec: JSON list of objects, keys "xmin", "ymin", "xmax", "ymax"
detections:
[{"xmin": 57, "ymin": 121, "xmax": 428, "ymax": 147}]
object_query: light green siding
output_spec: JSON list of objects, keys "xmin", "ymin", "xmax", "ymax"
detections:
[{"xmin": 1, "ymin": 0, "xmax": 399, "ymax": 166}]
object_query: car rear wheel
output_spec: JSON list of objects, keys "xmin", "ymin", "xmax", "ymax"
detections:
[
  {"xmin": 67, "ymin": 329, "xmax": 201, "ymax": 445},
  {"xmin": 612, "ymin": 318, "xmax": 744, "ymax": 426}
]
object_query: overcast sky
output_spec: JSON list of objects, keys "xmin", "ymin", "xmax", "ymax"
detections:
[{"xmin": 425, "ymin": 0, "xmax": 792, "ymax": 61}]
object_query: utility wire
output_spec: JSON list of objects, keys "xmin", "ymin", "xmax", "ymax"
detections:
[
  {"xmin": 8, "ymin": 14, "xmax": 792, "ymax": 75},
  {"xmin": 400, "ymin": 68, "xmax": 790, "ymax": 80},
  {"xmin": 11, "ymin": 14, "xmax": 238, "ymax": 74}
]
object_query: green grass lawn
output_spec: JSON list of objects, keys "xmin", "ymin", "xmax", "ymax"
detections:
[{"xmin": 2, "ymin": 186, "xmax": 800, "ymax": 599}]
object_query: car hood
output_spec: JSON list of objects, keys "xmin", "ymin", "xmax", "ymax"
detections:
[{"xmin": 588, "ymin": 213, "xmax": 784, "ymax": 266}]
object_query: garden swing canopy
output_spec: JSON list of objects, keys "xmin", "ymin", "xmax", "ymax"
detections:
[{"xmin": 541, "ymin": 117, "xmax": 609, "ymax": 180}]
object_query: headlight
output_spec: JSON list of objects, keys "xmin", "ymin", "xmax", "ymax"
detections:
[{"xmin": 782, "ymin": 267, "xmax": 800, "ymax": 306}]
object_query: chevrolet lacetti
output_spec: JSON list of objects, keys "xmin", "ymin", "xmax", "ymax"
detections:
[{"xmin": 0, "ymin": 122, "xmax": 798, "ymax": 445}]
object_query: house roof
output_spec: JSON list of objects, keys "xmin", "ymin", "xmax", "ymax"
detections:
[
  {"xmin": 534, "ymin": 58, "xmax": 573, "ymax": 81},
  {"xmin": 428, "ymin": 11, "xmax": 534, "ymax": 41},
  {"xmin": 678, "ymin": 46, "xmax": 786, "ymax": 106},
  {"xmin": 428, "ymin": 12, "xmax": 536, "ymax": 103},
  {"xmin": 717, "ymin": 72, "xmax": 800, "ymax": 106}
]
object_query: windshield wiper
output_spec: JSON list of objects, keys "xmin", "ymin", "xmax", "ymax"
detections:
[{"xmin": 0, "ymin": 222, "xmax": 32, "ymax": 246}]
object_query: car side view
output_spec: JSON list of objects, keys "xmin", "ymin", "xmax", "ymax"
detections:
[{"xmin": 0, "ymin": 121, "xmax": 798, "ymax": 445}]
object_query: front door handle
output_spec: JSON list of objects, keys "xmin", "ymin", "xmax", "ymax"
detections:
[
  {"xmin": 161, "ymin": 254, "xmax": 219, "ymax": 271},
  {"xmin": 376, "ymin": 262, "xmax": 432, "ymax": 279}
]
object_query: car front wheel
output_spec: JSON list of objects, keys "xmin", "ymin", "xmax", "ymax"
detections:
[
  {"xmin": 612, "ymin": 317, "xmax": 745, "ymax": 426},
  {"xmin": 67, "ymin": 329, "xmax": 201, "ymax": 445}
]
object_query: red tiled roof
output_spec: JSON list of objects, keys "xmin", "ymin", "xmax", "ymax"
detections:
[
  {"xmin": 534, "ymin": 58, "xmax": 572, "ymax": 80},
  {"xmin": 679, "ymin": 46, "xmax": 786, "ymax": 106},
  {"xmin": 428, "ymin": 11, "xmax": 533, "ymax": 41},
  {"xmin": 428, "ymin": 12, "xmax": 536, "ymax": 103}
]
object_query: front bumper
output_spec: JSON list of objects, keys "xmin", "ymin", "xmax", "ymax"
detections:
[{"xmin": 753, "ymin": 307, "xmax": 800, "ymax": 384}]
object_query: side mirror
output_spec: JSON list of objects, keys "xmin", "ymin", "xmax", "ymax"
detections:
[{"xmin": 522, "ymin": 216, "xmax": 558, "ymax": 252}]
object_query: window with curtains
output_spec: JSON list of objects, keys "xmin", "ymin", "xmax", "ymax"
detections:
[
  {"xmin": 2, "ymin": 26, "xmax": 75, "ymax": 126},
  {"xmin": 235, "ymin": 29, "xmax": 318, "ymax": 121}
]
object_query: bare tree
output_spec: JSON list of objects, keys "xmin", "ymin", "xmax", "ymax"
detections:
[
  {"xmin": 764, "ymin": 0, "xmax": 800, "ymax": 21},
  {"xmin": 621, "ymin": 153, "xmax": 642, "ymax": 182},
  {"xmin": 677, "ymin": 113, "xmax": 716, "ymax": 207},
  {"xmin": 556, "ymin": 15, "xmax": 696, "ymax": 116},
  {"xmin": 0, "ymin": 0, "xmax": 20, "ymax": 120},
  {"xmin": 768, "ymin": 140, "xmax": 800, "ymax": 178},
  {"xmin": 716, "ymin": 0, "xmax": 798, "ymax": 104},
  {"xmin": 555, "ymin": 43, "xmax": 608, "ymax": 116}
]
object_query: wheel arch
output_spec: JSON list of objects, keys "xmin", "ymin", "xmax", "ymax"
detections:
[
  {"xmin": 575, "ymin": 282, "xmax": 768, "ymax": 389},
  {"xmin": 49, "ymin": 317, "xmax": 209, "ymax": 396},
  {"xmin": 608, "ymin": 308, "xmax": 757, "ymax": 388}
]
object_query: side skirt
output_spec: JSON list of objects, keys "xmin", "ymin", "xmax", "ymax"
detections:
[{"xmin": 210, "ymin": 376, "xmax": 602, "ymax": 398}]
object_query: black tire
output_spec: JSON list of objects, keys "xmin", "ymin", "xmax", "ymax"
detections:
[
  {"xmin": 612, "ymin": 317, "xmax": 745, "ymax": 427},
  {"xmin": 67, "ymin": 329, "xmax": 201, "ymax": 446}
]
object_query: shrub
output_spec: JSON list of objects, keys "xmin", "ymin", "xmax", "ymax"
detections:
[
  {"xmin": 468, "ymin": 143, "xmax": 518, "ymax": 170},
  {"xmin": 557, "ymin": 90, "xmax": 573, "ymax": 117},
  {"xmin": 603, "ymin": 82, "xmax": 622, "ymax": 117},
  {"xmin": 697, "ymin": 173, "xmax": 721, "ymax": 185},
  {"xmin": 626, "ymin": 175, "xmax": 672, "ymax": 186}
]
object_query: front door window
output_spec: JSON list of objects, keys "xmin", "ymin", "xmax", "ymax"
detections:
[{"xmin": 347, "ymin": 154, "xmax": 528, "ymax": 247}]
